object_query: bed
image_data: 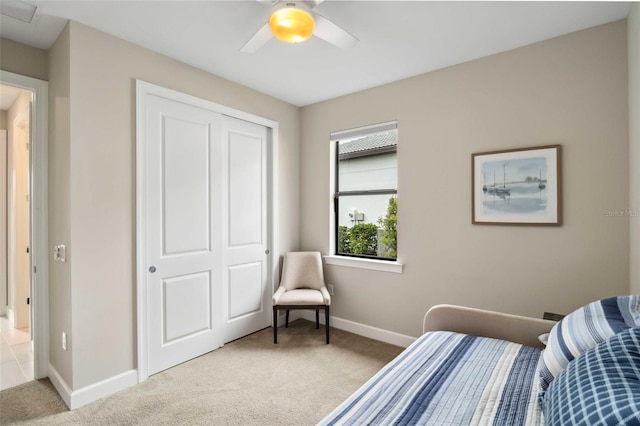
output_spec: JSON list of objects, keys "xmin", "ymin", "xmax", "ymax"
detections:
[
  {"xmin": 318, "ymin": 304, "xmax": 556, "ymax": 426},
  {"xmin": 320, "ymin": 298, "xmax": 640, "ymax": 426},
  {"xmin": 319, "ymin": 331, "xmax": 543, "ymax": 425}
]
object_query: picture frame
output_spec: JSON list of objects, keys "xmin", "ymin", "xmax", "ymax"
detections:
[{"xmin": 472, "ymin": 145, "xmax": 561, "ymax": 225}]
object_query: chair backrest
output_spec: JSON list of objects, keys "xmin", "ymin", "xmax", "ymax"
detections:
[{"xmin": 280, "ymin": 252, "xmax": 325, "ymax": 291}]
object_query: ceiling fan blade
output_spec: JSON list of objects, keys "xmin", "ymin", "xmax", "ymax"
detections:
[
  {"xmin": 241, "ymin": 23, "xmax": 273, "ymax": 53},
  {"xmin": 305, "ymin": 0, "xmax": 326, "ymax": 9},
  {"xmin": 313, "ymin": 14, "xmax": 358, "ymax": 49}
]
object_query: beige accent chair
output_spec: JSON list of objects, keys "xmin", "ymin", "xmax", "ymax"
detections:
[{"xmin": 272, "ymin": 252, "xmax": 331, "ymax": 344}]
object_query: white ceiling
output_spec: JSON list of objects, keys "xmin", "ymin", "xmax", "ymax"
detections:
[{"xmin": 0, "ymin": 1, "xmax": 632, "ymax": 106}]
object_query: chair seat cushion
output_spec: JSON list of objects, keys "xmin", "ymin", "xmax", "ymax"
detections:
[{"xmin": 276, "ymin": 289, "xmax": 325, "ymax": 306}]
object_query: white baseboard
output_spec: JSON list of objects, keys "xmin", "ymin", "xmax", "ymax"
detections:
[
  {"xmin": 48, "ymin": 363, "xmax": 72, "ymax": 408},
  {"xmin": 45, "ymin": 314, "xmax": 411, "ymax": 410},
  {"xmin": 298, "ymin": 311, "xmax": 416, "ymax": 348},
  {"xmin": 71, "ymin": 369, "xmax": 137, "ymax": 409},
  {"xmin": 48, "ymin": 363, "xmax": 137, "ymax": 410}
]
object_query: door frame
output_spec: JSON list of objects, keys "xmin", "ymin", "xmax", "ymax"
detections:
[
  {"xmin": 135, "ymin": 80, "xmax": 280, "ymax": 383},
  {"xmin": 0, "ymin": 70, "xmax": 49, "ymax": 380}
]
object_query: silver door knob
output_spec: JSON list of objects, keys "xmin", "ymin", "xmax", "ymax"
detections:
[
  {"xmin": 265, "ymin": 249, "xmax": 270, "ymax": 254},
  {"xmin": 149, "ymin": 266, "xmax": 156, "ymax": 273}
]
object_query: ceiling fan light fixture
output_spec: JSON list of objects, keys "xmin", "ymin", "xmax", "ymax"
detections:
[{"xmin": 269, "ymin": 4, "xmax": 315, "ymax": 44}]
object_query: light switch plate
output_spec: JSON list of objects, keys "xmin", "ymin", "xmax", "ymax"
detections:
[
  {"xmin": 58, "ymin": 245, "xmax": 66, "ymax": 262},
  {"xmin": 54, "ymin": 245, "xmax": 67, "ymax": 262}
]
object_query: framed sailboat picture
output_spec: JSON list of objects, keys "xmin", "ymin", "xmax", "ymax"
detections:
[{"xmin": 472, "ymin": 145, "xmax": 561, "ymax": 225}]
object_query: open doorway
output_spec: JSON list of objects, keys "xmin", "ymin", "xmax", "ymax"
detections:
[
  {"xmin": 0, "ymin": 70, "xmax": 48, "ymax": 390},
  {"xmin": 0, "ymin": 84, "xmax": 34, "ymax": 390}
]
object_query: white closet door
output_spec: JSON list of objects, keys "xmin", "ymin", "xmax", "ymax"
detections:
[
  {"xmin": 221, "ymin": 116, "xmax": 270, "ymax": 343},
  {"xmin": 145, "ymin": 94, "xmax": 224, "ymax": 375},
  {"xmin": 140, "ymin": 84, "xmax": 273, "ymax": 377}
]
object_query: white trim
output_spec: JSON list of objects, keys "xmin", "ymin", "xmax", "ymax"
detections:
[
  {"xmin": 269, "ymin": 125, "xmax": 281, "ymax": 325},
  {"xmin": 330, "ymin": 121, "xmax": 397, "ymax": 141},
  {"xmin": 0, "ymin": 70, "xmax": 49, "ymax": 380},
  {"xmin": 135, "ymin": 80, "xmax": 280, "ymax": 383},
  {"xmin": 135, "ymin": 81, "xmax": 149, "ymax": 383},
  {"xmin": 48, "ymin": 363, "xmax": 137, "ymax": 410},
  {"xmin": 48, "ymin": 363, "xmax": 72, "ymax": 408},
  {"xmin": 298, "ymin": 311, "xmax": 415, "ymax": 348},
  {"xmin": 329, "ymin": 141, "xmax": 337, "ymax": 261},
  {"xmin": 324, "ymin": 255, "xmax": 403, "ymax": 274},
  {"xmin": 71, "ymin": 370, "xmax": 137, "ymax": 409}
]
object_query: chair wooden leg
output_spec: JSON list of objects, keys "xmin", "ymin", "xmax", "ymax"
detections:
[
  {"xmin": 273, "ymin": 307, "xmax": 278, "ymax": 344},
  {"xmin": 273, "ymin": 305, "xmax": 329, "ymax": 344},
  {"xmin": 325, "ymin": 306, "xmax": 330, "ymax": 344}
]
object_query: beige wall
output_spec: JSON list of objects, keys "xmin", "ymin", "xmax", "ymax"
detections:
[
  {"xmin": 0, "ymin": 38, "xmax": 48, "ymax": 81},
  {"xmin": 50, "ymin": 21, "xmax": 300, "ymax": 389},
  {"xmin": 301, "ymin": 21, "xmax": 630, "ymax": 337},
  {"xmin": 48, "ymin": 24, "xmax": 73, "ymax": 385},
  {"xmin": 0, "ymin": 110, "xmax": 7, "ymax": 129},
  {"xmin": 630, "ymin": 5, "xmax": 640, "ymax": 295}
]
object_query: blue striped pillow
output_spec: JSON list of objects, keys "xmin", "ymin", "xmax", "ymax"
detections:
[
  {"xmin": 541, "ymin": 327, "xmax": 640, "ymax": 425},
  {"xmin": 538, "ymin": 295, "xmax": 640, "ymax": 391}
]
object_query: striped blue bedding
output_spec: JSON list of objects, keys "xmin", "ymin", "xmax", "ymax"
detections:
[{"xmin": 319, "ymin": 331, "xmax": 543, "ymax": 426}]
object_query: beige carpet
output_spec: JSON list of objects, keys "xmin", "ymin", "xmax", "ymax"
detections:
[{"xmin": 0, "ymin": 320, "xmax": 404, "ymax": 425}]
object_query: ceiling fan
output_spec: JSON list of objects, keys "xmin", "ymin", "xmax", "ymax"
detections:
[{"xmin": 241, "ymin": 0, "xmax": 358, "ymax": 53}]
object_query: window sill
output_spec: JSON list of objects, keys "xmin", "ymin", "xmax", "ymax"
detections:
[{"xmin": 323, "ymin": 255, "xmax": 404, "ymax": 274}]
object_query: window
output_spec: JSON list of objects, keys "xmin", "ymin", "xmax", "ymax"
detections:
[{"xmin": 332, "ymin": 122, "xmax": 397, "ymax": 261}]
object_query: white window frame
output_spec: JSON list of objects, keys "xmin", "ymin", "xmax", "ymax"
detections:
[{"xmin": 325, "ymin": 122, "xmax": 403, "ymax": 274}]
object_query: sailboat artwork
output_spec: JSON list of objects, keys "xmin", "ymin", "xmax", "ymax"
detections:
[
  {"xmin": 538, "ymin": 169, "xmax": 546, "ymax": 190},
  {"xmin": 484, "ymin": 164, "xmax": 511, "ymax": 198},
  {"xmin": 472, "ymin": 145, "xmax": 561, "ymax": 225}
]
